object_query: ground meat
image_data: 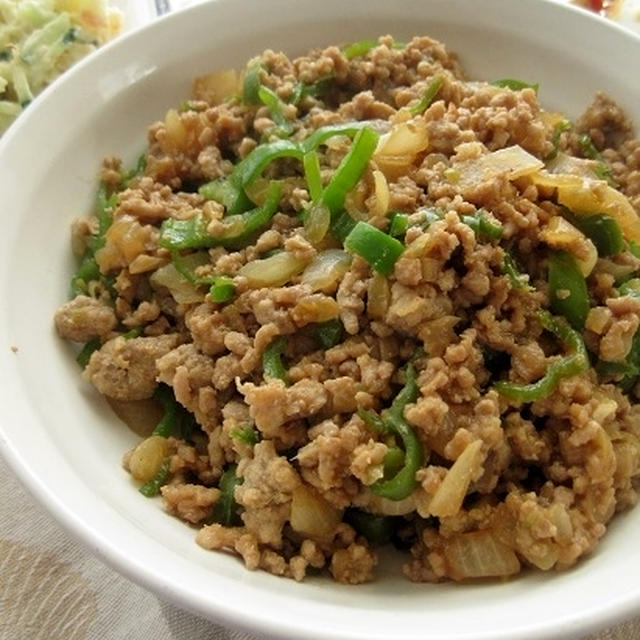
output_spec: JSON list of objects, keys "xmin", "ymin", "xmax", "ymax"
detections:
[
  {"xmin": 84, "ymin": 333, "xmax": 181, "ymax": 400},
  {"xmin": 54, "ymin": 295, "xmax": 117, "ymax": 342},
  {"xmin": 55, "ymin": 33, "xmax": 640, "ymax": 587},
  {"xmin": 238, "ymin": 378, "xmax": 328, "ymax": 440},
  {"xmin": 329, "ymin": 543, "xmax": 378, "ymax": 584},
  {"xmin": 235, "ymin": 441, "xmax": 301, "ymax": 547},
  {"xmin": 161, "ymin": 483, "xmax": 220, "ymax": 524}
]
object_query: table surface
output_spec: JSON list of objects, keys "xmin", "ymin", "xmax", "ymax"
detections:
[{"xmin": 2, "ymin": 1, "xmax": 640, "ymax": 639}]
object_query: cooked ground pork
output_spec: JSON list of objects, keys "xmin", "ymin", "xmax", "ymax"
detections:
[{"xmin": 55, "ymin": 34, "xmax": 640, "ymax": 585}]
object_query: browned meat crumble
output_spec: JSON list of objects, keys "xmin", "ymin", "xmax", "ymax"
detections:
[{"xmin": 55, "ymin": 34, "xmax": 640, "ymax": 584}]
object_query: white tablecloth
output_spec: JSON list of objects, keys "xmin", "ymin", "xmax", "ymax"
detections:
[{"xmin": 3, "ymin": 1, "xmax": 640, "ymax": 638}]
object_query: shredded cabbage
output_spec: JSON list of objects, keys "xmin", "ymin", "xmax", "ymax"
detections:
[{"xmin": 0, "ymin": 0, "xmax": 121, "ymax": 133}]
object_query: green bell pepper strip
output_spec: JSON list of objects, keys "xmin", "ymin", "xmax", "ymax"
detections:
[
  {"xmin": 388, "ymin": 212, "xmax": 410, "ymax": 238},
  {"xmin": 408, "ymin": 75, "xmax": 443, "ymax": 116},
  {"xmin": 300, "ymin": 121, "xmax": 372, "ymax": 155},
  {"xmin": 198, "ymin": 178, "xmax": 254, "ymax": 214},
  {"xmin": 619, "ymin": 278, "xmax": 640, "ymax": 298},
  {"xmin": 151, "ymin": 385, "xmax": 197, "ymax": 440},
  {"xmin": 161, "ymin": 181, "xmax": 282, "ymax": 250},
  {"xmin": 258, "ymin": 85, "xmax": 294, "ymax": 137},
  {"xmin": 76, "ymin": 338, "xmax": 101, "ymax": 368},
  {"xmin": 242, "ymin": 62, "xmax": 263, "ymax": 104},
  {"xmin": 152, "ymin": 385, "xmax": 179, "ymax": 438},
  {"xmin": 262, "ymin": 335, "xmax": 289, "ymax": 384},
  {"xmin": 303, "ymin": 150, "xmax": 323, "ymax": 202},
  {"xmin": 70, "ymin": 183, "xmax": 116, "ymax": 297},
  {"xmin": 492, "ymin": 78, "xmax": 539, "ymax": 93},
  {"xmin": 289, "ymin": 76, "xmax": 334, "ymax": 105},
  {"xmin": 321, "ymin": 127, "xmax": 379, "ymax": 216},
  {"xmin": 139, "ymin": 459, "xmax": 171, "ymax": 497},
  {"xmin": 229, "ymin": 427, "xmax": 260, "ymax": 445},
  {"xmin": 578, "ymin": 133, "xmax": 617, "ymax": 187},
  {"xmin": 331, "ymin": 209, "xmax": 357, "ymax": 243},
  {"xmin": 209, "ymin": 276, "xmax": 236, "ymax": 303},
  {"xmin": 494, "ymin": 310, "xmax": 589, "ymax": 402},
  {"xmin": 548, "ymin": 249, "xmax": 590, "ymax": 331},
  {"xmin": 199, "ymin": 122, "xmax": 374, "ymax": 215},
  {"xmin": 210, "ymin": 465, "xmax": 243, "ymax": 526},
  {"xmin": 545, "ymin": 119, "xmax": 572, "ymax": 162},
  {"xmin": 502, "ymin": 250, "xmax": 531, "ymax": 291},
  {"xmin": 358, "ymin": 363, "xmax": 423, "ymax": 501},
  {"xmin": 342, "ymin": 39, "xmax": 377, "ymax": 60},
  {"xmin": 564, "ymin": 212, "xmax": 623, "ymax": 257},
  {"xmin": 121, "ymin": 153, "xmax": 147, "ymax": 188},
  {"xmin": 344, "ymin": 221, "xmax": 404, "ymax": 276},
  {"xmin": 198, "ymin": 141, "xmax": 297, "ymax": 215},
  {"xmin": 312, "ymin": 318, "xmax": 344, "ymax": 349},
  {"xmin": 461, "ymin": 211, "xmax": 503, "ymax": 241},
  {"xmin": 344, "ymin": 508, "xmax": 395, "ymax": 545}
]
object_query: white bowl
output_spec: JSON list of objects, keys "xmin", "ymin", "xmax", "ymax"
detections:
[{"xmin": 1, "ymin": 1, "xmax": 639, "ymax": 638}]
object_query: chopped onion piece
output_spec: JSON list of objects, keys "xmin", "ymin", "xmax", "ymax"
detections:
[
  {"xmin": 371, "ymin": 169, "xmax": 390, "ymax": 217},
  {"xmin": 557, "ymin": 181, "xmax": 640, "ymax": 245},
  {"xmin": 444, "ymin": 530, "xmax": 521, "ymax": 580},
  {"xmin": 193, "ymin": 69, "xmax": 240, "ymax": 105},
  {"xmin": 290, "ymin": 484, "xmax": 342, "ymax": 541},
  {"xmin": 530, "ymin": 172, "xmax": 640, "ymax": 244},
  {"xmin": 540, "ymin": 216, "xmax": 598, "ymax": 276},
  {"xmin": 452, "ymin": 145, "xmax": 544, "ymax": 192},
  {"xmin": 239, "ymin": 251, "xmax": 307, "ymax": 288},
  {"xmin": 150, "ymin": 263, "xmax": 205, "ymax": 304},
  {"xmin": 300, "ymin": 249, "xmax": 351, "ymax": 292},
  {"xmin": 304, "ymin": 203, "xmax": 331, "ymax": 245},
  {"xmin": 367, "ymin": 272, "xmax": 390, "ymax": 320},
  {"xmin": 546, "ymin": 152, "xmax": 600, "ymax": 179},
  {"xmin": 429, "ymin": 439, "xmax": 483, "ymax": 518},
  {"xmin": 374, "ymin": 118, "xmax": 429, "ymax": 178}
]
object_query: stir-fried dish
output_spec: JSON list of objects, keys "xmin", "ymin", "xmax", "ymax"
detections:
[
  {"xmin": 54, "ymin": 35, "xmax": 640, "ymax": 584},
  {"xmin": 0, "ymin": 0, "xmax": 121, "ymax": 133}
]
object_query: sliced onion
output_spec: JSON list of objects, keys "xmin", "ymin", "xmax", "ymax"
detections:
[
  {"xmin": 290, "ymin": 484, "xmax": 342, "ymax": 541},
  {"xmin": 163, "ymin": 108, "xmax": 189, "ymax": 151},
  {"xmin": 300, "ymin": 249, "xmax": 351, "ymax": 291},
  {"xmin": 546, "ymin": 152, "xmax": 600, "ymax": 179},
  {"xmin": 444, "ymin": 529, "xmax": 521, "ymax": 580},
  {"xmin": 370, "ymin": 169, "xmax": 390, "ymax": 217},
  {"xmin": 374, "ymin": 118, "xmax": 429, "ymax": 178},
  {"xmin": 428, "ymin": 439, "xmax": 483, "ymax": 518},
  {"xmin": 366, "ymin": 272, "xmax": 390, "ymax": 320},
  {"xmin": 150, "ymin": 262, "xmax": 205, "ymax": 304},
  {"xmin": 239, "ymin": 251, "xmax": 307, "ymax": 288},
  {"xmin": 452, "ymin": 145, "xmax": 544, "ymax": 192},
  {"xmin": 304, "ymin": 203, "xmax": 331, "ymax": 245},
  {"xmin": 193, "ymin": 69, "xmax": 239, "ymax": 105},
  {"xmin": 539, "ymin": 216, "xmax": 598, "ymax": 276},
  {"xmin": 375, "ymin": 118, "xmax": 429, "ymax": 157},
  {"xmin": 531, "ymin": 171, "xmax": 640, "ymax": 244}
]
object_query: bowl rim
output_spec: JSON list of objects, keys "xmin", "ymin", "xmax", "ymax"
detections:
[{"xmin": 2, "ymin": 1, "xmax": 640, "ymax": 639}]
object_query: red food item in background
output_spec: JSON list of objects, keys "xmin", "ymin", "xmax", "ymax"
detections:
[{"xmin": 588, "ymin": 0, "xmax": 604, "ymax": 9}]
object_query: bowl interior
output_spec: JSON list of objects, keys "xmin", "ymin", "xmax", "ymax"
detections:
[{"xmin": 1, "ymin": 1, "xmax": 639, "ymax": 639}]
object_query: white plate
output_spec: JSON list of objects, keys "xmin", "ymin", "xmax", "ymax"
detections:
[{"xmin": 1, "ymin": 1, "xmax": 640, "ymax": 639}]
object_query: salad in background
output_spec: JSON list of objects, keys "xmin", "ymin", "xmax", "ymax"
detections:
[{"xmin": 0, "ymin": 0, "xmax": 122, "ymax": 133}]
